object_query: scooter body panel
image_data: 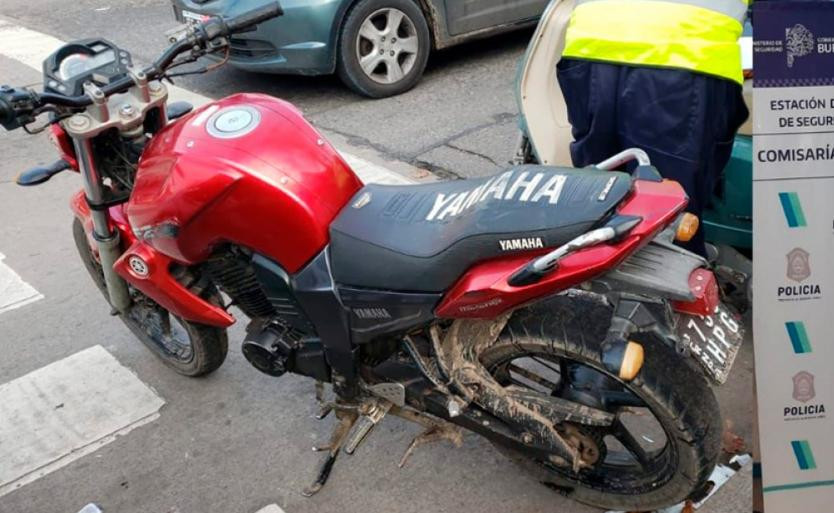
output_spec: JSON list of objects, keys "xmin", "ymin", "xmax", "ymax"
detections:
[
  {"xmin": 126, "ymin": 93, "xmax": 363, "ymax": 273},
  {"xmin": 515, "ymin": 0, "xmax": 753, "ymax": 251}
]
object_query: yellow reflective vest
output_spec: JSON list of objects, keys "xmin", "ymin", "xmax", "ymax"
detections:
[{"xmin": 562, "ymin": 0, "xmax": 748, "ymax": 84}]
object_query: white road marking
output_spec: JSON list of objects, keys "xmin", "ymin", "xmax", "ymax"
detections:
[
  {"xmin": 255, "ymin": 505, "xmax": 287, "ymax": 513},
  {"xmin": 606, "ymin": 454, "xmax": 753, "ymax": 513},
  {"xmin": 0, "ymin": 252, "xmax": 43, "ymax": 314},
  {"xmin": 0, "ymin": 18, "xmax": 63, "ymax": 70},
  {"xmin": 0, "ymin": 345, "xmax": 165, "ymax": 498},
  {"xmin": 76, "ymin": 504, "xmax": 103, "ymax": 513},
  {"xmin": 342, "ymin": 152, "xmax": 412, "ymax": 185},
  {"xmin": 0, "ymin": 17, "xmax": 413, "ymax": 186}
]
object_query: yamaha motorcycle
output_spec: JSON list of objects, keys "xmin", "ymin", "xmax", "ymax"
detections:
[{"xmin": 0, "ymin": 4, "xmax": 743, "ymax": 510}]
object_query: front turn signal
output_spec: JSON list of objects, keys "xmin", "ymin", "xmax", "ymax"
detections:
[{"xmin": 675, "ymin": 213, "xmax": 699, "ymax": 242}]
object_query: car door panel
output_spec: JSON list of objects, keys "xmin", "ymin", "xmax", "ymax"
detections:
[{"xmin": 445, "ymin": 0, "xmax": 547, "ymax": 35}]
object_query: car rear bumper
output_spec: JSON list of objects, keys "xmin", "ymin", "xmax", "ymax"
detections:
[{"xmin": 172, "ymin": 0, "xmax": 345, "ymax": 75}]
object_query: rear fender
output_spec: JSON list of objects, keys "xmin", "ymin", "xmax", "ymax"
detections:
[
  {"xmin": 593, "ymin": 235, "xmax": 719, "ymax": 316},
  {"xmin": 70, "ymin": 190, "xmax": 234, "ymax": 327},
  {"xmin": 590, "ymin": 234, "xmax": 742, "ymax": 385}
]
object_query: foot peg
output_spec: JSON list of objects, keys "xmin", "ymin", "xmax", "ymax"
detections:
[
  {"xmin": 302, "ymin": 382, "xmax": 465, "ymax": 496},
  {"xmin": 344, "ymin": 401, "xmax": 391, "ymax": 455},
  {"xmin": 303, "ymin": 382, "xmax": 393, "ymax": 497}
]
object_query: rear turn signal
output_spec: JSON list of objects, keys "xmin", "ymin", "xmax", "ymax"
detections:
[
  {"xmin": 675, "ymin": 213, "xmax": 699, "ymax": 242},
  {"xmin": 601, "ymin": 339, "xmax": 645, "ymax": 382},
  {"xmin": 619, "ymin": 342, "xmax": 644, "ymax": 381}
]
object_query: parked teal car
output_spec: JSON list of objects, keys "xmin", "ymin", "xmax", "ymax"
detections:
[{"xmin": 173, "ymin": 0, "xmax": 547, "ymax": 97}]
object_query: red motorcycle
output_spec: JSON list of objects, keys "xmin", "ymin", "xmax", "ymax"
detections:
[{"xmin": 0, "ymin": 4, "xmax": 743, "ymax": 510}]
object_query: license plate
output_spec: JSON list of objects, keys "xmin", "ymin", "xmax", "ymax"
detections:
[
  {"xmin": 181, "ymin": 9, "xmax": 208, "ymax": 25},
  {"xmin": 676, "ymin": 304, "xmax": 744, "ymax": 385}
]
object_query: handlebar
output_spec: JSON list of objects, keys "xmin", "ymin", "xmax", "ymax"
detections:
[
  {"xmin": 224, "ymin": 2, "xmax": 284, "ymax": 33},
  {"xmin": 0, "ymin": 1, "xmax": 283, "ymax": 129}
]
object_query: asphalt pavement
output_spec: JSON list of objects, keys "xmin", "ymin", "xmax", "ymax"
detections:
[
  {"xmin": 0, "ymin": 0, "xmax": 525, "ymax": 179},
  {"xmin": 0, "ymin": 1, "xmax": 754, "ymax": 512}
]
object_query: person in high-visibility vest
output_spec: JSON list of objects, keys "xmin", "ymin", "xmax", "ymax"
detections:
[{"xmin": 558, "ymin": 0, "xmax": 750, "ymax": 256}]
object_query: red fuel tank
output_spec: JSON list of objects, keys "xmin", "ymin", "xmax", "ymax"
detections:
[{"xmin": 127, "ymin": 93, "xmax": 363, "ymax": 272}]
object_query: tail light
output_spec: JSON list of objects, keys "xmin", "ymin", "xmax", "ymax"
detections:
[{"xmin": 672, "ymin": 268, "xmax": 719, "ymax": 316}]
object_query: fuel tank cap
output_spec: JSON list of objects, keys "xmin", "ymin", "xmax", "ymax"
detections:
[{"xmin": 206, "ymin": 106, "xmax": 261, "ymax": 139}]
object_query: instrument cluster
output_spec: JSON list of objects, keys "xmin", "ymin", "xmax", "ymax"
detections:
[{"xmin": 43, "ymin": 38, "xmax": 133, "ymax": 96}]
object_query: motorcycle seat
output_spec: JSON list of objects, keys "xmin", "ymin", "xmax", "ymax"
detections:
[{"xmin": 328, "ymin": 165, "xmax": 632, "ymax": 293}]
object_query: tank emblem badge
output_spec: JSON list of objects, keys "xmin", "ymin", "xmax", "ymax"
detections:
[{"xmin": 206, "ymin": 105, "xmax": 261, "ymax": 139}]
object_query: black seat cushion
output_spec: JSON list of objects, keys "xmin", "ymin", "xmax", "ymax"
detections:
[{"xmin": 329, "ymin": 165, "xmax": 632, "ymax": 292}]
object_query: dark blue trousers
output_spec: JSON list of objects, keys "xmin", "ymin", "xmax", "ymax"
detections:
[{"xmin": 557, "ymin": 58, "xmax": 749, "ymax": 255}]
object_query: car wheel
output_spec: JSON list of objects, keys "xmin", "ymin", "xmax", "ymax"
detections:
[{"xmin": 337, "ymin": 0, "xmax": 430, "ymax": 98}]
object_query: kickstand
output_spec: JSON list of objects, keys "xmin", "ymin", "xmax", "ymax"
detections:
[
  {"xmin": 302, "ymin": 409, "xmax": 359, "ymax": 497},
  {"xmin": 393, "ymin": 407, "xmax": 464, "ymax": 468}
]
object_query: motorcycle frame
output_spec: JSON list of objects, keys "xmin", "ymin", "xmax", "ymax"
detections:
[
  {"xmin": 62, "ymin": 82, "xmax": 708, "ymax": 405},
  {"xmin": 50, "ymin": 74, "xmax": 724, "ymax": 478}
]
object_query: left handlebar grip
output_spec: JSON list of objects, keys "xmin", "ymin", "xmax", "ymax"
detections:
[
  {"xmin": 223, "ymin": 2, "xmax": 283, "ymax": 34},
  {"xmin": 0, "ymin": 86, "xmax": 37, "ymax": 131},
  {"xmin": 0, "ymin": 94, "xmax": 14, "ymax": 129}
]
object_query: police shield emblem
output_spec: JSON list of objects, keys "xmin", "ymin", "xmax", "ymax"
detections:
[
  {"xmin": 793, "ymin": 371, "xmax": 816, "ymax": 403},
  {"xmin": 787, "ymin": 248, "xmax": 811, "ymax": 282}
]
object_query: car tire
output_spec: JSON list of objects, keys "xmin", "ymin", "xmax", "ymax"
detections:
[{"xmin": 337, "ymin": 0, "xmax": 431, "ymax": 98}]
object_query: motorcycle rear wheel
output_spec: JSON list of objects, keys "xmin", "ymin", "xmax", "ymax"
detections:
[
  {"xmin": 73, "ymin": 218, "xmax": 228, "ymax": 376},
  {"xmin": 481, "ymin": 295, "xmax": 722, "ymax": 511}
]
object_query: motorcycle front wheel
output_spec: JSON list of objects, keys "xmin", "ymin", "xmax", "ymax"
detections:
[
  {"xmin": 73, "ymin": 218, "xmax": 228, "ymax": 376},
  {"xmin": 481, "ymin": 295, "xmax": 722, "ymax": 511}
]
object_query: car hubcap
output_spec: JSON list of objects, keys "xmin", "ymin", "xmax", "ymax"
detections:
[{"xmin": 355, "ymin": 8, "xmax": 419, "ymax": 85}]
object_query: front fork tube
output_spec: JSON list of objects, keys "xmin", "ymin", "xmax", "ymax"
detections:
[{"xmin": 73, "ymin": 137, "xmax": 132, "ymax": 312}]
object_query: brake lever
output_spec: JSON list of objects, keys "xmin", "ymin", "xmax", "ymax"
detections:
[{"xmin": 164, "ymin": 24, "xmax": 190, "ymax": 44}]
